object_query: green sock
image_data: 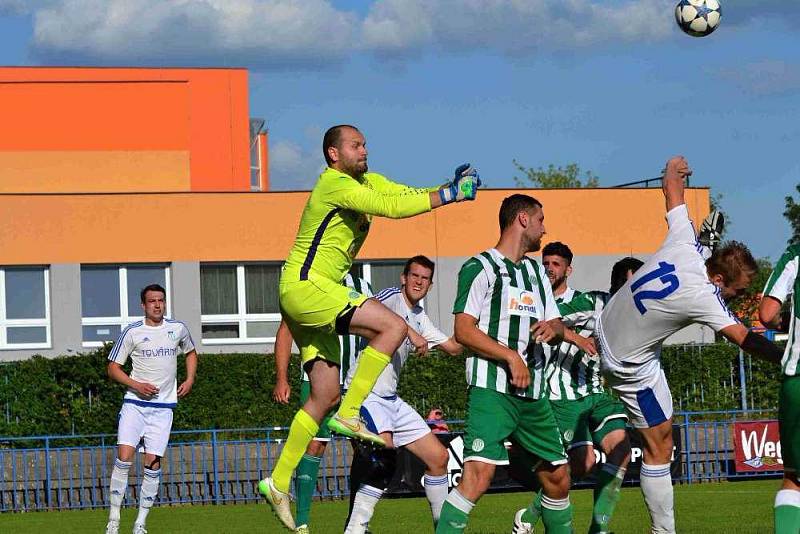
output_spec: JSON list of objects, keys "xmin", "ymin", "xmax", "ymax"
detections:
[
  {"xmin": 774, "ymin": 489, "xmax": 800, "ymax": 534},
  {"xmin": 294, "ymin": 453, "xmax": 322, "ymax": 527},
  {"xmin": 589, "ymin": 464, "xmax": 625, "ymax": 534},
  {"xmin": 521, "ymin": 490, "xmax": 543, "ymax": 524},
  {"xmin": 272, "ymin": 409, "xmax": 318, "ymax": 493},
  {"xmin": 541, "ymin": 497, "xmax": 573, "ymax": 534},
  {"xmin": 435, "ymin": 490, "xmax": 473, "ymax": 533}
]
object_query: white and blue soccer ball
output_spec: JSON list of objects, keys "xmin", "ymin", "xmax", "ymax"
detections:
[{"xmin": 675, "ymin": 0, "xmax": 722, "ymax": 37}]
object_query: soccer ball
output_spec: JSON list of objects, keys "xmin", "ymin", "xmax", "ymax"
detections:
[{"xmin": 675, "ymin": 0, "xmax": 722, "ymax": 37}]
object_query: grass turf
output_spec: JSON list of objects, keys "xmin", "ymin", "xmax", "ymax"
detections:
[{"xmin": 0, "ymin": 479, "xmax": 778, "ymax": 533}]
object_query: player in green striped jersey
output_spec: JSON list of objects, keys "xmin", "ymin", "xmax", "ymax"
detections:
[
  {"xmin": 272, "ymin": 273, "xmax": 373, "ymax": 534},
  {"xmin": 760, "ymin": 245, "xmax": 800, "ymax": 534},
  {"xmin": 437, "ymin": 194, "xmax": 579, "ymax": 534},
  {"xmin": 512, "ymin": 244, "xmax": 642, "ymax": 534}
]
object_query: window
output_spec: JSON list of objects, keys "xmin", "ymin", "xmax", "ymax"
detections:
[
  {"xmin": 200, "ymin": 263, "xmax": 281, "ymax": 344},
  {"xmin": 81, "ymin": 265, "xmax": 171, "ymax": 346},
  {"xmin": 0, "ymin": 267, "xmax": 50, "ymax": 349},
  {"xmin": 365, "ymin": 260, "xmax": 406, "ymax": 293}
]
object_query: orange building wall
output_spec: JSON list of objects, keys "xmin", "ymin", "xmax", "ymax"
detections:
[
  {"xmin": 0, "ymin": 188, "xmax": 709, "ymax": 265},
  {"xmin": 0, "ymin": 67, "xmax": 250, "ymax": 193}
]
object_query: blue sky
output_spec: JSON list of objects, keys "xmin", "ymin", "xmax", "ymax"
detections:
[{"xmin": 1, "ymin": 0, "xmax": 798, "ymax": 260}]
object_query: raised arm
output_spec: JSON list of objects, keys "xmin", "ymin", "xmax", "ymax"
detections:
[
  {"xmin": 661, "ymin": 155, "xmax": 692, "ymax": 212},
  {"xmin": 720, "ymin": 323, "xmax": 782, "ymax": 365}
]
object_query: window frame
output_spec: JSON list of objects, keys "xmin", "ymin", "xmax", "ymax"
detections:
[
  {"xmin": 81, "ymin": 264, "xmax": 172, "ymax": 348},
  {"xmin": 200, "ymin": 263, "xmax": 282, "ymax": 345},
  {"xmin": 0, "ymin": 266, "xmax": 51, "ymax": 350}
]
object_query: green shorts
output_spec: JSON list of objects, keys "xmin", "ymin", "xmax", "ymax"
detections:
[
  {"xmin": 300, "ymin": 380, "xmax": 336, "ymax": 441},
  {"xmin": 780, "ymin": 376, "xmax": 800, "ymax": 472},
  {"xmin": 280, "ymin": 276, "xmax": 368, "ymax": 368},
  {"xmin": 463, "ymin": 387, "xmax": 567, "ymax": 466},
  {"xmin": 550, "ymin": 393, "xmax": 628, "ymax": 451}
]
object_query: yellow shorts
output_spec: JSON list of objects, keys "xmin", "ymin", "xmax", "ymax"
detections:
[{"xmin": 280, "ymin": 276, "xmax": 368, "ymax": 367}]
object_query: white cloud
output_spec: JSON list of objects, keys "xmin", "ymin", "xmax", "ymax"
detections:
[
  {"xmin": 29, "ymin": 0, "xmax": 359, "ymax": 68},
  {"xmin": 362, "ymin": 0, "xmax": 675, "ymax": 58},
  {"xmin": 715, "ymin": 59, "xmax": 800, "ymax": 96},
  {"xmin": 269, "ymin": 139, "xmax": 325, "ymax": 191}
]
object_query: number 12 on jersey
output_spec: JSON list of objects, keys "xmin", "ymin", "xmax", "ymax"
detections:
[{"xmin": 630, "ymin": 261, "xmax": 680, "ymax": 315}]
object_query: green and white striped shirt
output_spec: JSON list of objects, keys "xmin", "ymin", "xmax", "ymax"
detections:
[
  {"xmin": 545, "ymin": 288, "xmax": 607, "ymax": 400},
  {"xmin": 302, "ymin": 273, "xmax": 373, "ymax": 383},
  {"xmin": 763, "ymin": 245, "xmax": 800, "ymax": 376},
  {"xmin": 453, "ymin": 248, "xmax": 560, "ymax": 399}
]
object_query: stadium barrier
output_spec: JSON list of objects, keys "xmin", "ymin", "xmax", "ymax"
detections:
[{"xmin": 0, "ymin": 410, "xmax": 783, "ymax": 512}]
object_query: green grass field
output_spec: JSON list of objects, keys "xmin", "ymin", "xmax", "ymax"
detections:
[{"xmin": 0, "ymin": 480, "xmax": 778, "ymax": 533}]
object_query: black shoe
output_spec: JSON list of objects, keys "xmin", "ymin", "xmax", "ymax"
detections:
[{"xmin": 698, "ymin": 210, "xmax": 724, "ymax": 252}]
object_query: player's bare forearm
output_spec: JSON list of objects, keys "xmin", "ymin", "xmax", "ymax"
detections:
[
  {"xmin": 454, "ymin": 313, "xmax": 519, "ymax": 364},
  {"xmin": 429, "ymin": 190, "xmax": 444, "ymax": 209},
  {"xmin": 759, "ymin": 296, "xmax": 783, "ymax": 330},
  {"xmin": 562, "ymin": 327, "xmax": 597, "ymax": 356},
  {"xmin": 184, "ymin": 351, "xmax": 198, "ymax": 383},
  {"xmin": 274, "ymin": 320, "xmax": 293, "ymax": 384},
  {"xmin": 107, "ymin": 362, "xmax": 136, "ymax": 388},
  {"xmin": 437, "ymin": 337, "xmax": 464, "ymax": 356}
]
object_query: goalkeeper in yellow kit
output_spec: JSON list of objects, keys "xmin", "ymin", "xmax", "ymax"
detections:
[{"xmin": 260, "ymin": 125, "xmax": 480, "ymax": 530}]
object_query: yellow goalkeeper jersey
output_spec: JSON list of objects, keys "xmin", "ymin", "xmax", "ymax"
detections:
[{"xmin": 281, "ymin": 167, "xmax": 435, "ymax": 284}]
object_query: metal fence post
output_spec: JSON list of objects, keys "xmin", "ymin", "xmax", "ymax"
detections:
[
  {"xmin": 683, "ymin": 413, "xmax": 693, "ymax": 484},
  {"xmin": 211, "ymin": 430, "xmax": 221, "ymax": 505},
  {"xmin": 44, "ymin": 437, "xmax": 52, "ymax": 509},
  {"xmin": 739, "ymin": 348, "xmax": 748, "ymax": 411}
]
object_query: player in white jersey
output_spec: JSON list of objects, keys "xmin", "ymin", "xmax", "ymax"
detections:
[
  {"xmin": 342, "ymin": 256, "xmax": 462, "ymax": 533},
  {"xmin": 105, "ymin": 284, "xmax": 197, "ymax": 534},
  {"xmin": 760, "ymin": 245, "xmax": 800, "ymax": 533},
  {"xmin": 271, "ymin": 273, "xmax": 373, "ymax": 534},
  {"xmin": 596, "ymin": 155, "xmax": 783, "ymax": 534}
]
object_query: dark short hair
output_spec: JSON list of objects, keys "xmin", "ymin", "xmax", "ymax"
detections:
[
  {"xmin": 610, "ymin": 257, "xmax": 644, "ymax": 296},
  {"xmin": 542, "ymin": 241, "xmax": 573, "ymax": 265},
  {"xmin": 322, "ymin": 124, "xmax": 359, "ymax": 165},
  {"xmin": 706, "ymin": 241, "xmax": 758, "ymax": 284},
  {"xmin": 498, "ymin": 194, "xmax": 543, "ymax": 232},
  {"xmin": 140, "ymin": 284, "xmax": 167, "ymax": 303},
  {"xmin": 403, "ymin": 255, "xmax": 435, "ymax": 277}
]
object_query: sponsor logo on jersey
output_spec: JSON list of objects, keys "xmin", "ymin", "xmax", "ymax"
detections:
[
  {"xmin": 141, "ymin": 347, "xmax": 178, "ymax": 358},
  {"xmin": 508, "ymin": 288, "xmax": 538, "ymax": 317}
]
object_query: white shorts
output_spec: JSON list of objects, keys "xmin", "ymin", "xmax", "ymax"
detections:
[
  {"xmin": 360, "ymin": 393, "xmax": 431, "ymax": 448},
  {"xmin": 601, "ymin": 357, "xmax": 673, "ymax": 429},
  {"xmin": 117, "ymin": 402, "xmax": 174, "ymax": 456}
]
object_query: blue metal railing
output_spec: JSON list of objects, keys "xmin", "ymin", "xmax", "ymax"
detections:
[{"xmin": 0, "ymin": 409, "xmax": 783, "ymax": 512}]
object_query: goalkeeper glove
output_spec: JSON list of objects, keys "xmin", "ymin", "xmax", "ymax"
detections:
[{"xmin": 439, "ymin": 163, "xmax": 480, "ymax": 204}]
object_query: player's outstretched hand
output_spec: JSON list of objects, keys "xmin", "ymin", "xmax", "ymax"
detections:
[
  {"xmin": 439, "ymin": 163, "xmax": 480, "ymax": 204},
  {"xmin": 506, "ymin": 353, "xmax": 531, "ymax": 389},
  {"xmin": 177, "ymin": 378, "xmax": 194, "ymax": 398},
  {"xmin": 272, "ymin": 379, "xmax": 291, "ymax": 404}
]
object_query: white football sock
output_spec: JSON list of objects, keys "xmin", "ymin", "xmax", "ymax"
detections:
[
  {"xmin": 135, "ymin": 467, "xmax": 161, "ymax": 526},
  {"xmin": 108, "ymin": 459, "xmax": 131, "ymax": 522},
  {"xmin": 345, "ymin": 484, "xmax": 383, "ymax": 534},
  {"xmin": 640, "ymin": 463, "xmax": 675, "ymax": 534},
  {"xmin": 424, "ymin": 473, "xmax": 449, "ymax": 525}
]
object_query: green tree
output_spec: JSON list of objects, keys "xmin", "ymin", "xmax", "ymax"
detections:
[
  {"xmin": 784, "ymin": 184, "xmax": 800, "ymax": 245},
  {"xmin": 512, "ymin": 161, "xmax": 599, "ymax": 188}
]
